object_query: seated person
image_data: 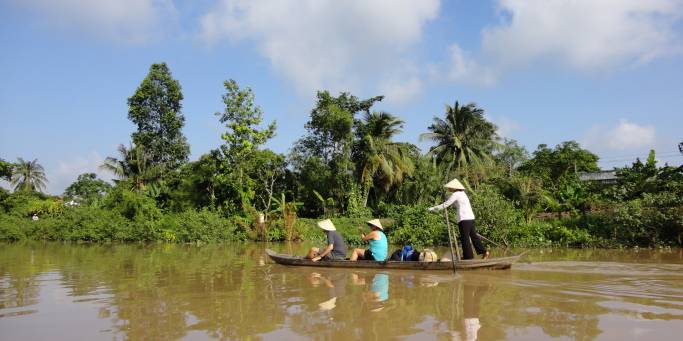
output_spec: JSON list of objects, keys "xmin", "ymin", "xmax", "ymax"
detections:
[
  {"xmin": 306, "ymin": 219, "xmax": 347, "ymax": 262},
  {"xmin": 350, "ymin": 219, "xmax": 387, "ymax": 261}
]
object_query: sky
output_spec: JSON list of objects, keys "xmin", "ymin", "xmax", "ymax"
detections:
[{"xmin": 1, "ymin": 0, "xmax": 682, "ymax": 195}]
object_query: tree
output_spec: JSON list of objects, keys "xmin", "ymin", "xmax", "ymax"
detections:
[
  {"xmin": 353, "ymin": 111, "xmax": 414, "ymax": 206},
  {"xmin": 10, "ymin": 158, "xmax": 47, "ymax": 192},
  {"xmin": 291, "ymin": 91, "xmax": 383, "ymax": 215},
  {"xmin": 100, "ymin": 144, "xmax": 161, "ymax": 192},
  {"xmin": 495, "ymin": 138, "xmax": 529, "ymax": 176},
  {"xmin": 216, "ymin": 79, "xmax": 276, "ymax": 164},
  {"xmin": 128, "ymin": 63, "xmax": 190, "ymax": 172},
  {"xmin": 214, "ymin": 79, "xmax": 277, "ymax": 210},
  {"xmin": 421, "ymin": 101, "xmax": 498, "ymax": 181},
  {"xmin": 64, "ymin": 173, "xmax": 112, "ymax": 205},
  {"xmin": 0, "ymin": 158, "xmax": 13, "ymax": 181},
  {"xmin": 519, "ymin": 141, "xmax": 599, "ymax": 183}
]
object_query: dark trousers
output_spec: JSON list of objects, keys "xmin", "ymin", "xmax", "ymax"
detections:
[{"xmin": 458, "ymin": 219, "xmax": 486, "ymax": 260}]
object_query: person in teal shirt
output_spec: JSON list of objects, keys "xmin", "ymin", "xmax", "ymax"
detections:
[{"xmin": 350, "ymin": 219, "xmax": 387, "ymax": 261}]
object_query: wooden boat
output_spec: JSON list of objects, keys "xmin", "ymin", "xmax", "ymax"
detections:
[{"xmin": 265, "ymin": 249, "xmax": 525, "ymax": 271}]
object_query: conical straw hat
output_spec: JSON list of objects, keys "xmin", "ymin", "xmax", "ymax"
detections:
[
  {"xmin": 366, "ymin": 219, "xmax": 384, "ymax": 230},
  {"xmin": 317, "ymin": 219, "xmax": 336, "ymax": 231},
  {"xmin": 444, "ymin": 178, "xmax": 465, "ymax": 190},
  {"xmin": 318, "ymin": 297, "xmax": 337, "ymax": 311}
]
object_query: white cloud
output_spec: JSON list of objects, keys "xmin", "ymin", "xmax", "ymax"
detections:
[
  {"xmin": 487, "ymin": 115, "xmax": 522, "ymax": 138},
  {"xmin": 445, "ymin": 43, "xmax": 497, "ymax": 86},
  {"xmin": 199, "ymin": 0, "xmax": 440, "ymax": 100},
  {"xmin": 583, "ymin": 119, "xmax": 656, "ymax": 152},
  {"xmin": 443, "ymin": 0, "xmax": 683, "ymax": 85},
  {"xmin": 482, "ymin": 0, "xmax": 683, "ymax": 71},
  {"xmin": 8, "ymin": 0, "xmax": 178, "ymax": 43},
  {"xmin": 49, "ymin": 152, "xmax": 112, "ymax": 194}
]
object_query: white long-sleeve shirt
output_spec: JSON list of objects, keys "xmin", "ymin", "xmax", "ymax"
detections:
[{"xmin": 428, "ymin": 191, "xmax": 475, "ymax": 222}]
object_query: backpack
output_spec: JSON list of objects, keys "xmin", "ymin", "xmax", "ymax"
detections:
[{"xmin": 400, "ymin": 246, "xmax": 416, "ymax": 261}]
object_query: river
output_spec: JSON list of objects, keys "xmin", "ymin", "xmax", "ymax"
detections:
[{"xmin": 1, "ymin": 242, "xmax": 682, "ymax": 340}]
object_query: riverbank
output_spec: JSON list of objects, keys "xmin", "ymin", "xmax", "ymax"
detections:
[{"xmin": 1, "ymin": 202, "xmax": 679, "ymax": 248}]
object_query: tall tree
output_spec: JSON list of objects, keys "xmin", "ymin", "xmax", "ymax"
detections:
[
  {"xmin": 215, "ymin": 79, "xmax": 277, "ymax": 209},
  {"xmin": 11, "ymin": 158, "xmax": 47, "ymax": 192},
  {"xmin": 64, "ymin": 173, "xmax": 112, "ymax": 205},
  {"xmin": 216, "ymin": 79, "xmax": 276, "ymax": 165},
  {"xmin": 291, "ymin": 91, "xmax": 383, "ymax": 215},
  {"xmin": 353, "ymin": 111, "xmax": 414, "ymax": 206},
  {"xmin": 421, "ymin": 101, "xmax": 498, "ymax": 180},
  {"xmin": 128, "ymin": 63, "xmax": 190, "ymax": 172}
]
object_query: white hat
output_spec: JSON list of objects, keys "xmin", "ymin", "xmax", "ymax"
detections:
[
  {"xmin": 444, "ymin": 178, "xmax": 465, "ymax": 191},
  {"xmin": 317, "ymin": 219, "xmax": 336, "ymax": 231},
  {"xmin": 366, "ymin": 219, "xmax": 383, "ymax": 230},
  {"xmin": 318, "ymin": 297, "xmax": 337, "ymax": 311}
]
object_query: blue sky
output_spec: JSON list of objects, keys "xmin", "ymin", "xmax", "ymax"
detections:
[{"xmin": 1, "ymin": 0, "xmax": 682, "ymax": 194}]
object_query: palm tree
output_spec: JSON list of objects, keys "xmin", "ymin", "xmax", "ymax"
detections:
[
  {"xmin": 420, "ymin": 101, "xmax": 498, "ymax": 180},
  {"xmin": 354, "ymin": 111, "xmax": 415, "ymax": 206},
  {"xmin": 11, "ymin": 158, "xmax": 48, "ymax": 192},
  {"xmin": 100, "ymin": 144, "xmax": 160, "ymax": 191}
]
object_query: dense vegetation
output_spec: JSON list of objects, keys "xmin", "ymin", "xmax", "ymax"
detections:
[{"xmin": 1, "ymin": 63, "xmax": 682, "ymax": 248}]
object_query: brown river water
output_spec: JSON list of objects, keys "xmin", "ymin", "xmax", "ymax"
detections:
[{"xmin": 1, "ymin": 242, "xmax": 682, "ymax": 340}]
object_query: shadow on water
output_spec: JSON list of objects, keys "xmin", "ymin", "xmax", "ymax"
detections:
[{"xmin": 1, "ymin": 242, "xmax": 682, "ymax": 340}]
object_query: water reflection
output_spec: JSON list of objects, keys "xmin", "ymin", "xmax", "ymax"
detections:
[{"xmin": 0, "ymin": 242, "xmax": 682, "ymax": 340}]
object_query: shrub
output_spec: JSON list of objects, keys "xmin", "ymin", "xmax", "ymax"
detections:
[
  {"xmin": 470, "ymin": 184, "xmax": 523, "ymax": 245},
  {"xmin": 159, "ymin": 209, "xmax": 244, "ymax": 243}
]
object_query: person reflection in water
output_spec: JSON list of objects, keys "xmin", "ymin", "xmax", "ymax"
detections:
[
  {"xmin": 309, "ymin": 272, "xmax": 347, "ymax": 311},
  {"xmin": 353, "ymin": 273, "xmax": 389, "ymax": 312},
  {"xmin": 450, "ymin": 282, "xmax": 489, "ymax": 341}
]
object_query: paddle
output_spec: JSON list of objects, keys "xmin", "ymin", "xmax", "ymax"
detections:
[{"xmin": 441, "ymin": 165, "xmax": 460, "ymax": 274}]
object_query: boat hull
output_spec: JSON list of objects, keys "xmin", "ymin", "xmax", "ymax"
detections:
[{"xmin": 265, "ymin": 249, "xmax": 523, "ymax": 271}]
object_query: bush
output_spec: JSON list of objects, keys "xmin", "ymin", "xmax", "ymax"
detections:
[
  {"xmin": 388, "ymin": 204, "xmax": 448, "ymax": 247},
  {"xmin": 159, "ymin": 209, "xmax": 245, "ymax": 243},
  {"xmin": 0, "ymin": 214, "xmax": 27, "ymax": 241},
  {"xmin": 470, "ymin": 184, "xmax": 523, "ymax": 245},
  {"xmin": 103, "ymin": 187, "xmax": 161, "ymax": 221}
]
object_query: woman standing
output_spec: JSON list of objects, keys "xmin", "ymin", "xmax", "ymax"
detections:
[{"xmin": 428, "ymin": 179, "xmax": 489, "ymax": 260}]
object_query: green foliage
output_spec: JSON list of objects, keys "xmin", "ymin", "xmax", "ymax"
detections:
[
  {"xmin": 10, "ymin": 158, "xmax": 47, "ymax": 192},
  {"xmin": 102, "ymin": 187, "xmax": 161, "ymax": 221},
  {"xmin": 216, "ymin": 79, "xmax": 276, "ymax": 163},
  {"xmin": 353, "ymin": 111, "xmax": 415, "ymax": 207},
  {"xmin": 64, "ymin": 173, "xmax": 112, "ymax": 205},
  {"xmin": 0, "ymin": 158, "xmax": 13, "ymax": 181},
  {"xmin": 389, "ymin": 204, "xmax": 448, "ymax": 247},
  {"xmin": 421, "ymin": 101, "xmax": 498, "ymax": 175},
  {"xmin": 519, "ymin": 141, "xmax": 599, "ymax": 184},
  {"xmin": 128, "ymin": 63, "xmax": 190, "ymax": 171},
  {"xmin": 291, "ymin": 91, "xmax": 384, "ymax": 215},
  {"xmin": 494, "ymin": 138, "xmax": 529, "ymax": 176},
  {"xmin": 159, "ymin": 209, "xmax": 246, "ymax": 243},
  {"xmin": 0, "ymin": 191, "xmax": 62, "ymax": 217},
  {"xmin": 470, "ymin": 184, "xmax": 523, "ymax": 244},
  {"xmin": 100, "ymin": 143, "xmax": 162, "ymax": 192}
]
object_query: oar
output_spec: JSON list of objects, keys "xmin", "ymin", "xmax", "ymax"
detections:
[
  {"xmin": 443, "ymin": 204, "xmax": 459, "ymax": 274},
  {"xmin": 476, "ymin": 233, "xmax": 506, "ymax": 249}
]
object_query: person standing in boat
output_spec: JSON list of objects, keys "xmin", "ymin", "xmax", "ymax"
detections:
[
  {"xmin": 306, "ymin": 219, "xmax": 348, "ymax": 262},
  {"xmin": 350, "ymin": 219, "xmax": 388, "ymax": 261},
  {"xmin": 428, "ymin": 178, "xmax": 489, "ymax": 260}
]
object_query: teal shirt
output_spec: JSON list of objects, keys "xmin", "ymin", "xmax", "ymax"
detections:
[{"xmin": 369, "ymin": 231, "xmax": 388, "ymax": 261}]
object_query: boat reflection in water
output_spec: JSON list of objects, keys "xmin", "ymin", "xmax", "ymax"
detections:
[
  {"xmin": 3, "ymin": 243, "xmax": 683, "ymax": 340},
  {"xmin": 301, "ymin": 268, "xmax": 493, "ymax": 340}
]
